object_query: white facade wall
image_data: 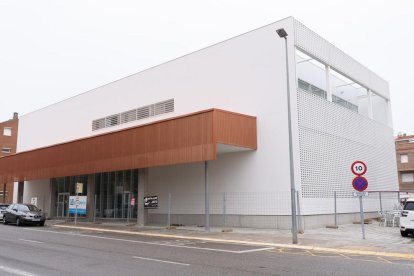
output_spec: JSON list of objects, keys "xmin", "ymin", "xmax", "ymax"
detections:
[
  {"xmin": 17, "ymin": 18, "xmax": 297, "ymax": 205},
  {"xmin": 22, "ymin": 179, "xmax": 51, "ymax": 215},
  {"xmin": 15, "ymin": 17, "xmax": 398, "ymax": 225}
]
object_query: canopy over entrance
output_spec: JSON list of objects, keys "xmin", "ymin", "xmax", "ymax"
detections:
[{"xmin": 0, "ymin": 109, "xmax": 256, "ymax": 183}]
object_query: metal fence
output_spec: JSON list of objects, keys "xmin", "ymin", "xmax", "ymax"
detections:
[
  {"xmin": 23, "ymin": 190, "xmax": 413, "ymax": 230},
  {"xmin": 146, "ymin": 190, "xmax": 413, "ymax": 231}
]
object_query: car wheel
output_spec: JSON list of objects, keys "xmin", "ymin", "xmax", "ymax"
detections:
[
  {"xmin": 39, "ymin": 222, "xmax": 45, "ymax": 227},
  {"xmin": 2, "ymin": 217, "xmax": 7, "ymax": 225},
  {"xmin": 401, "ymin": 230, "xmax": 409, "ymax": 237},
  {"xmin": 16, "ymin": 217, "xmax": 21, "ymax": 227}
]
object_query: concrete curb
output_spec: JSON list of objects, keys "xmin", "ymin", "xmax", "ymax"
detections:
[{"xmin": 53, "ymin": 224, "xmax": 414, "ymax": 260}]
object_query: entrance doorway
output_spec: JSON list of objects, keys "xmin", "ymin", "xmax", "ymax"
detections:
[{"xmin": 57, "ymin": 193, "xmax": 70, "ymax": 218}]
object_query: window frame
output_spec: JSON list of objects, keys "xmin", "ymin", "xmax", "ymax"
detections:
[
  {"xmin": 3, "ymin": 127, "xmax": 12, "ymax": 136},
  {"xmin": 1, "ymin": 148, "xmax": 11, "ymax": 154},
  {"xmin": 401, "ymin": 173, "xmax": 414, "ymax": 183},
  {"xmin": 401, "ymin": 154, "xmax": 409, "ymax": 164}
]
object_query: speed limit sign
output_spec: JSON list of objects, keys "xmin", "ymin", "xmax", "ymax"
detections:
[{"xmin": 351, "ymin": 160, "xmax": 367, "ymax": 176}]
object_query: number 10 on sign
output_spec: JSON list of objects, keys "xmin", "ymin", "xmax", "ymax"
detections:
[{"xmin": 351, "ymin": 161, "xmax": 367, "ymax": 176}]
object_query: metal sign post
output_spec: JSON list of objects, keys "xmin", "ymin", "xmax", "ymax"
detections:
[
  {"xmin": 359, "ymin": 195, "xmax": 365, "ymax": 239},
  {"xmin": 351, "ymin": 160, "xmax": 368, "ymax": 240},
  {"xmin": 74, "ymin": 182, "xmax": 83, "ymax": 225}
]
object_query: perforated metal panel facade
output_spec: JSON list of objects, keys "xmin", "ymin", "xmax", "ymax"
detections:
[
  {"xmin": 297, "ymin": 88, "xmax": 398, "ymax": 214},
  {"xmin": 293, "ymin": 19, "xmax": 389, "ymax": 100}
]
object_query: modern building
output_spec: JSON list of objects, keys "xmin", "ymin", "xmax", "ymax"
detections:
[
  {"xmin": 0, "ymin": 17, "xmax": 399, "ymax": 229},
  {"xmin": 0, "ymin": 112, "xmax": 18, "ymax": 203},
  {"xmin": 395, "ymin": 134, "xmax": 414, "ymax": 191}
]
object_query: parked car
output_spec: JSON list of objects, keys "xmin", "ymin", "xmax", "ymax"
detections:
[
  {"xmin": 400, "ymin": 198, "xmax": 414, "ymax": 237},
  {"xmin": 2, "ymin": 203, "xmax": 46, "ymax": 226},
  {"xmin": 0, "ymin": 204, "xmax": 9, "ymax": 220}
]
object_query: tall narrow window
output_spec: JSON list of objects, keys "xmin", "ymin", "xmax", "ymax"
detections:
[{"xmin": 401, "ymin": 154, "xmax": 408, "ymax": 164}]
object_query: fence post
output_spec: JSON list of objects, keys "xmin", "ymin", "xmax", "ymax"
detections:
[
  {"xmin": 379, "ymin": 192, "xmax": 383, "ymax": 213},
  {"xmin": 93, "ymin": 194, "xmax": 97, "ymax": 222},
  {"xmin": 334, "ymin": 191, "xmax": 337, "ymax": 228},
  {"xmin": 398, "ymin": 191, "xmax": 401, "ymax": 207},
  {"xmin": 223, "ymin": 192, "xmax": 227, "ymax": 229},
  {"xmin": 296, "ymin": 190, "xmax": 303, "ymax": 233},
  {"xmin": 167, "ymin": 193, "xmax": 171, "ymax": 227},
  {"xmin": 127, "ymin": 193, "xmax": 131, "ymax": 225}
]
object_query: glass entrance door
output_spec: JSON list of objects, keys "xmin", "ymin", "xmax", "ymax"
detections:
[{"xmin": 57, "ymin": 193, "xmax": 70, "ymax": 218}]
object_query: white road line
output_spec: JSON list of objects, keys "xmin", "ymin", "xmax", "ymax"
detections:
[
  {"xmin": 22, "ymin": 228, "xmax": 263, "ymax": 254},
  {"xmin": 132, "ymin": 256, "xmax": 190, "ymax": 266},
  {"xmin": 0, "ymin": 266, "xmax": 39, "ymax": 276},
  {"xmin": 236, "ymin": 247, "xmax": 274, "ymax": 254},
  {"xmin": 18, "ymin": 239, "xmax": 44, "ymax": 244}
]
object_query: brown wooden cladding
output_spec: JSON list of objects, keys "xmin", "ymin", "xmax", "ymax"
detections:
[
  {"xmin": 0, "ymin": 109, "xmax": 256, "ymax": 183},
  {"xmin": 214, "ymin": 110, "xmax": 257, "ymax": 150}
]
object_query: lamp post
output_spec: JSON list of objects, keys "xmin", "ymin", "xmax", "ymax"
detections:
[{"xmin": 276, "ymin": 28, "xmax": 298, "ymax": 244}]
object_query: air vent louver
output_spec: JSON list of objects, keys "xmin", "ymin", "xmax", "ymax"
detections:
[{"xmin": 92, "ymin": 99, "xmax": 174, "ymax": 131}]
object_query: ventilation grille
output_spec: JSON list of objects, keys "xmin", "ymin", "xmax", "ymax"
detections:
[{"xmin": 92, "ymin": 99, "xmax": 174, "ymax": 131}]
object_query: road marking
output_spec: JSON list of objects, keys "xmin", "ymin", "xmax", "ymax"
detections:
[
  {"xmin": 0, "ymin": 266, "xmax": 39, "ymax": 276},
  {"xmin": 50, "ymin": 225, "xmax": 414, "ymax": 260},
  {"xmin": 236, "ymin": 247, "xmax": 273, "ymax": 254},
  {"xmin": 132, "ymin": 256, "xmax": 190, "ymax": 266},
  {"xmin": 19, "ymin": 239, "xmax": 44, "ymax": 244},
  {"xmin": 22, "ymin": 228, "xmax": 263, "ymax": 254}
]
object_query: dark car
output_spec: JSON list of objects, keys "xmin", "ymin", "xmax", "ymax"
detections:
[
  {"xmin": 3, "ymin": 203, "xmax": 46, "ymax": 226},
  {"xmin": 0, "ymin": 204, "xmax": 9, "ymax": 220}
]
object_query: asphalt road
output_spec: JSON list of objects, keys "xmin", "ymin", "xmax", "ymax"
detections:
[{"xmin": 0, "ymin": 223, "xmax": 413, "ymax": 276}]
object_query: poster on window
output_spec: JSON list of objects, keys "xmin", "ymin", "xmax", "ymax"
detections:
[{"xmin": 69, "ymin": 196, "xmax": 87, "ymax": 215}]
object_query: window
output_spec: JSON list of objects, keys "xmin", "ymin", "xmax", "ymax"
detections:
[
  {"xmin": 298, "ymin": 79, "xmax": 327, "ymax": 99},
  {"xmin": 404, "ymin": 202, "xmax": 414, "ymax": 211},
  {"xmin": 401, "ymin": 154, "xmax": 409, "ymax": 163},
  {"xmin": 401, "ymin": 173, "xmax": 414, "ymax": 183},
  {"xmin": 3, "ymin": 127, "xmax": 11, "ymax": 136},
  {"xmin": 1, "ymin": 148, "xmax": 11, "ymax": 154}
]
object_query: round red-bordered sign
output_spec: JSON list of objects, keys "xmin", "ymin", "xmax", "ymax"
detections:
[
  {"xmin": 351, "ymin": 160, "xmax": 367, "ymax": 176},
  {"xmin": 352, "ymin": 176, "xmax": 368, "ymax": 192}
]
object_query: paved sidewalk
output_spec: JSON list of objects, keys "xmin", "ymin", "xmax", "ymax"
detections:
[{"xmin": 46, "ymin": 220, "xmax": 414, "ymax": 256}]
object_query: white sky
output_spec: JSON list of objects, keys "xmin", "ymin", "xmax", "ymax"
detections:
[{"xmin": 0, "ymin": 0, "xmax": 413, "ymax": 135}]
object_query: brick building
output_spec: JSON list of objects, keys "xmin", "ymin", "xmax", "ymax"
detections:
[
  {"xmin": 0, "ymin": 112, "xmax": 18, "ymax": 203},
  {"xmin": 395, "ymin": 134, "xmax": 414, "ymax": 191}
]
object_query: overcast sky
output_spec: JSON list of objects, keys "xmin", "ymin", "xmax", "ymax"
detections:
[{"xmin": 1, "ymin": 0, "xmax": 413, "ymax": 135}]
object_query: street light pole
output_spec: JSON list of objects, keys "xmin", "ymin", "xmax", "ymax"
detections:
[{"xmin": 276, "ymin": 28, "xmax": 298, "ymax": 244}]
